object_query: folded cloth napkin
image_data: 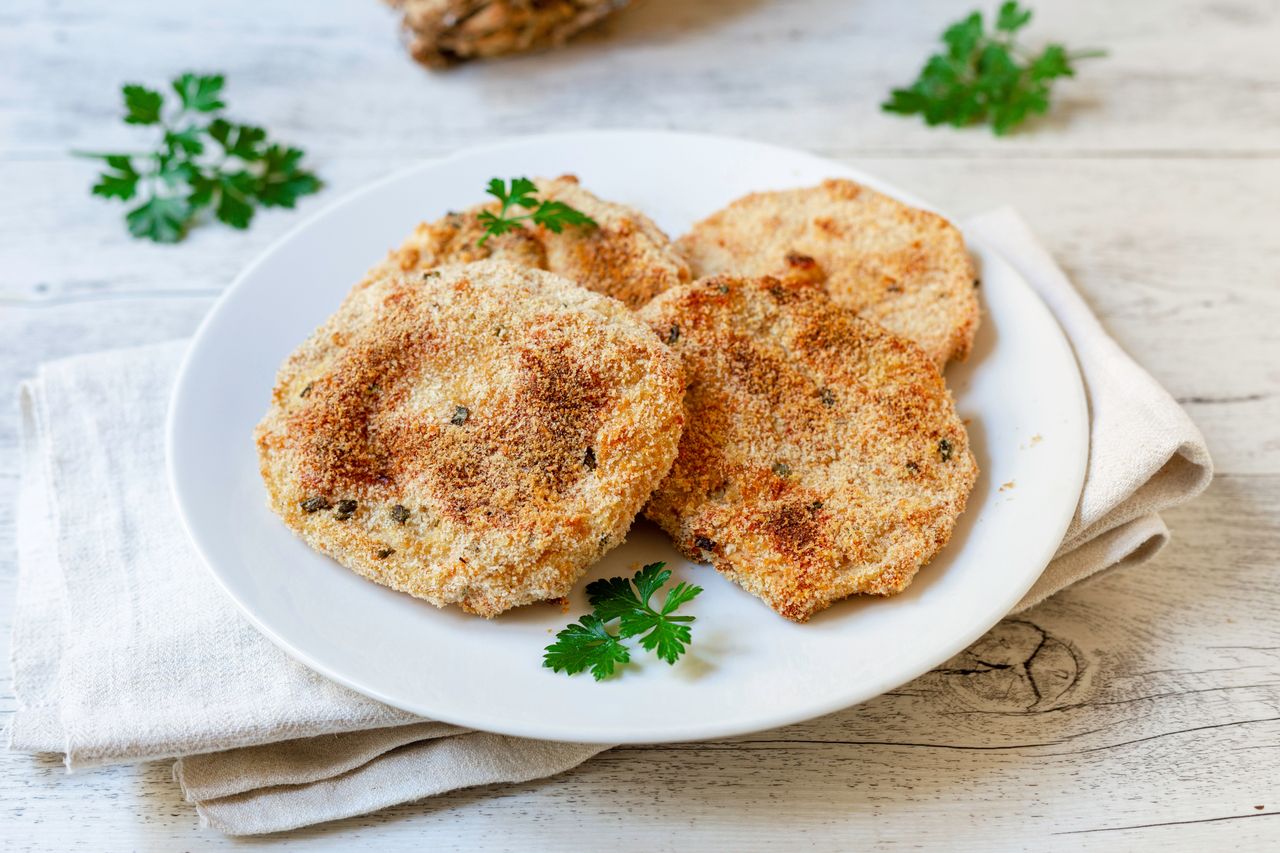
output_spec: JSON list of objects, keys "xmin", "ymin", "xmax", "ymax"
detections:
[
  {"xmin": 969, "ymin": 210, "xmax": 1213, "ymax": 609},
  {"xmin": 6, "ymin": 208, "xmax": 1212, "ymax": 835}
]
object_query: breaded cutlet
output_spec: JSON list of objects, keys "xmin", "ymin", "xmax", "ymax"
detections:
[
  {"xmin": 639, "ymin": 272, "xmax": 977, "ymax": 622},
  {"xmin": 676, "ymin": 179, "xmax": 979, "ymax": 367},
  {"xmin": 255, "ymin": 260, "xmax": 685, "ymax": 617},
  {"xmin": 365, "ymin": 175, "xmax": 691, "ymax": 309}
]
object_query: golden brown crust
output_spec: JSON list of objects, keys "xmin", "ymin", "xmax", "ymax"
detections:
[
  {"xmin": 638, "ymin": 274, "xmax": 978, "ymax": 622},
  {"xmin": 676, "ymin": 179, "xmax": 979, "ymax": 367},
  {"xmin": 365, "ymin": 175, "xmax": 691, "ymax": 309},
  {"xmin": 255, "ymin": 261, "xmax": 685, "ymax": 617},
  {"xmin": 364, "ymin": 208, "xmax": 546, "ymax": 287},
  {"xmin": 535, "ymin": 175, "xmax": 692, "ymax": 308}
]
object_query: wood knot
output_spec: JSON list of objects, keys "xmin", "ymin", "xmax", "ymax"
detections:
[{"xmin": 933, "ymin": 620, "xmax": 1085, "ymax": 712}]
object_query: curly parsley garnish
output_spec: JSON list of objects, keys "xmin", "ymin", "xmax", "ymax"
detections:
[
  {"xmin": 477, "ymin": 177, "xmax": 597, "ymax": 247},
  {"xmin": 882, "ymin": 2, "xmax": 1105, "ymax": 136},
  {"xmin": 77, "ymin": 72, "xmax": 321, "ymax": 243},
  {"xmin": 543, "ymin": 562, "xmax": 702, "ymax": 680}
]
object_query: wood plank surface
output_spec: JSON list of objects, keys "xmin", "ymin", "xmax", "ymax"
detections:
[{"xmin": 1, "ymin": 0, "xmax": 1276, "ymax": 849}]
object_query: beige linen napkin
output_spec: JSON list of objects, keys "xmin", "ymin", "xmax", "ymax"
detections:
[
  {"xmin": 7, "ymin": 209, "xmax": 1211, "ymax": 835},
  {"xmin": 969, "ymin": 209, "xmax": 1213, "ymax": 609}
]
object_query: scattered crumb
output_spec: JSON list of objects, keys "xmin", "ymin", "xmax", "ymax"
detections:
[
  {"xmin": 1256, "ymin": 805, "xmax": 1266, "ymax": 810},
  {"xmin": 962, "ymin": 417, "xmax": 973, "ymax": 426},
  {"xmin": 550, "ymin": 596, "xmax": 571, "ymax": 614},
  {"xmin": 1030, "ymin": 434, "xmax": 1042, "ymax": 446},
  {"xmin": 999, "ymin": 480, "xmax": 1016, "ymax": 492}
]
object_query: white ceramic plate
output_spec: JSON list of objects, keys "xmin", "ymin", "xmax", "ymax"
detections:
[{"xmin": 168, "ymin": 131, "xmax": 1087, "ymax": 744}]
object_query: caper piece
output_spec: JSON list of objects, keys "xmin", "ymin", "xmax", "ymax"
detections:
[{"xmin": 301, "ymin": 496, "xmax": 331, "ymax": 513}]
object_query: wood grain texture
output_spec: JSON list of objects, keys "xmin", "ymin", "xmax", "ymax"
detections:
[{"xmin": 1, "ymin": 0, "xmax": 1277, "ymax": 849}]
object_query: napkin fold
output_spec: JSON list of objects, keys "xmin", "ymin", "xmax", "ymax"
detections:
[
  {"xmin": 8, "ymin": 340, "xmax": 606, "ymax": 834},
  {"xmin": 969, "ymin": 210, "xmax": 1214, "ymax": 609},
  {"xmin": 6, "ymin": 209, "xmax": 1212, "ymax": 835}
]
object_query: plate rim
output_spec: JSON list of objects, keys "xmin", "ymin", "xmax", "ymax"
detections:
[{"xmin": 166, "ymin": 129, "xmax": 1090, "ymax": 743}]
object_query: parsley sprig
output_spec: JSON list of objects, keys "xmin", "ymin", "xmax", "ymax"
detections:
[
  {"xmin": 477, "ymin": 177, "xmax": 597, "ymax": 246},
  {"xmin": 882, "ymin": 2, "xmax": 1105, "ymax": 136},
  {"xmin": 543, "ymin": 562, "xmax": 702, "ymax": 681},
  {"xmin": 77, "ymin": 73, "xmax": 322, "ymax": 243}
]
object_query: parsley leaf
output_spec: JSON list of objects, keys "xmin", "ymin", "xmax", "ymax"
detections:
[
  {"xmin": 487, "ymin": 176, "xmax": 538, "ymax": 210},
  {"xmin": 212, "ymin": 170, "xmax": 259, "ymax": 229},
  {"xmin": 545, "ymin": 562, "xmax": 703, "ymax": 680},
  {"xmin": 258, "ymin": 145, "xmax": 322, "ymax": 208},
  {"xmin": 126, "ymin": 196, "xmax": 190, "ymax": 244},
  {"xmin": 171, "ymin": 72, "xmax": 226, "ymax": 113},
  {"xmin": 78, "ymin": 72, "xmax": 321, "ymax": 243},
  {"xmin": 122, "ymin": 85, "xmax": 164, "ymax": 125},
  {"xmin": 996, "ymin": 1, "xmax": 1033, "ymax": 32},
  {"xmin": 475, "ymin": 209, "xmax": 519, "ymax": 240},
  {"xmin": 531, "ymin": 200, "xmax": 597, "ymax": 234},
  {"xmin": 208, "ymin": 119, "xmax": 269, "ymax": 161},
  {"xmin": 477, "ymin": 177, "xmax": 597, "ymax": 246},
  {"xmin": 163, "ymin": 127, "xmax": 205, "ymax": 157},
  {"xmin": 882, "ymin": 2, "xmax": 1104, "ymax": 136},
  {"xmin": 543, "ymin": 615, "xmax": 631, "ymax": 681},
  {"xmin": 607, "ymin": 565, "xmax": 700, "ymax": 665},
  {"xmin": 584, "ymin": 574, "xmax": 642, "ymax": 624},
  {"xmin": 91, "ymin": 155, "xmax": 140, "ymax": 201}
]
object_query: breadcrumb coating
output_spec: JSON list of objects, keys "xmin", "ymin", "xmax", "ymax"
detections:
[
  {"xmin": 256, "ymin": 260, "xmax": 685, "ymax": 617},
  {"xmin": 676, "ymin": 179, "xmax": 979, "ymax": 367},
  {"xmin": 365, "ymin": 175, "xmax": 690, "ymax": 309},
  {"xmin": 639, "ymin": 273, "xmax": 977, "ymax": 622}
]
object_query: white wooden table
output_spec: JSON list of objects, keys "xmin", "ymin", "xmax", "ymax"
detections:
[{"xmin": 2, "ymin": 0, "xmax": 1277, "ymax": 848}]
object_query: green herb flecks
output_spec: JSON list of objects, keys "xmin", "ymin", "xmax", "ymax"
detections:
[
  {"xmin": 881, "ymin": 2, "xmax": 1105, "ymax": 136},
  {"xmin": 477, "ymin": 177, "xmax": 597, "ymax": 247},
  {"xmin": 543, "ymin": 562, "xmax": 702, "ymax": 680},
  {"xmin": 78, "ymin": 72, "xmax": 321, "ymax": 243}
]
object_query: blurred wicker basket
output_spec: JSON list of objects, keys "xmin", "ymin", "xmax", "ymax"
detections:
[{"xmin": 388, "ymin": 0, "xmax": 633, "ymax": 68}]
